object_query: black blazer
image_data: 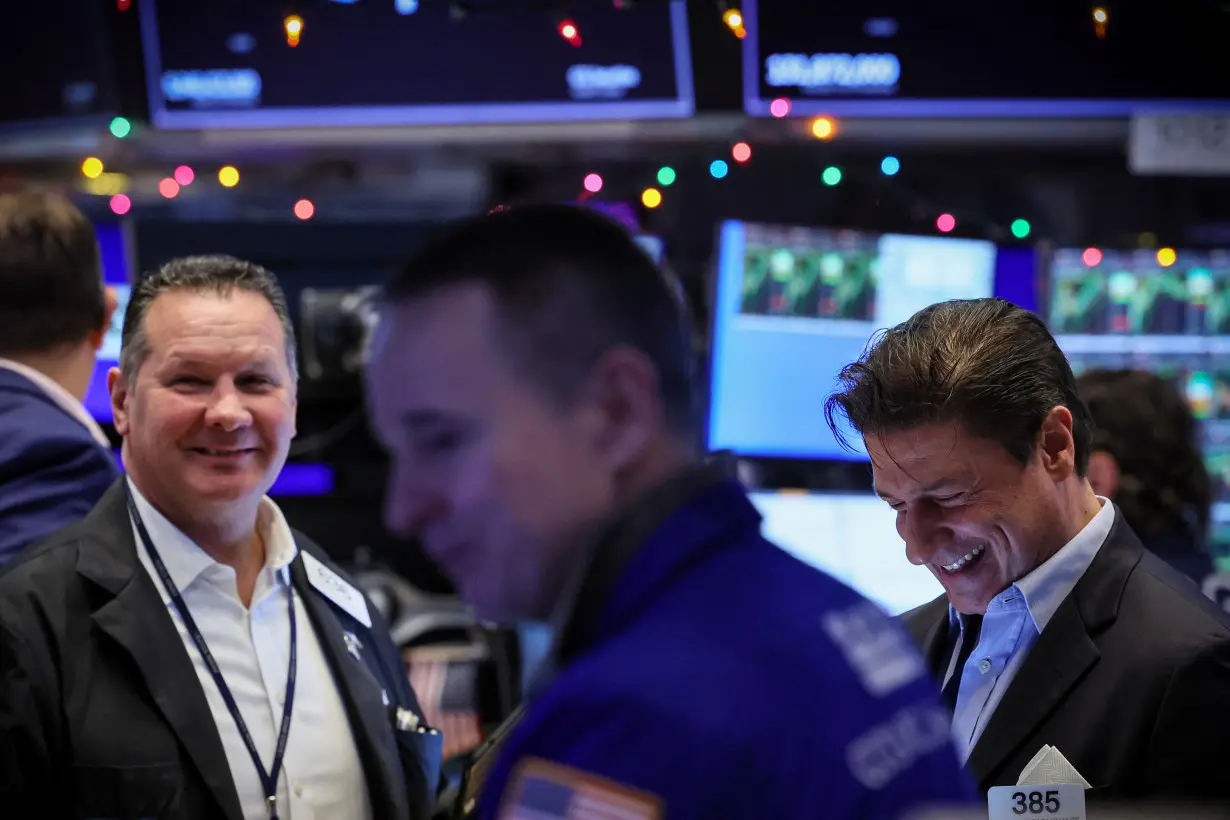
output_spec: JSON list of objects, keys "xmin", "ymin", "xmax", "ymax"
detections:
[
  {"xmin": 0, "ymin": 481, "xmax": 442, "ymax": 820},
  {"xmin": 903, "ymin": 510, "xmax": 1230, "ymax": 801}
]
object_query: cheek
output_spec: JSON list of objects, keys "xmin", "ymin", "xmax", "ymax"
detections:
[
  {"xmin": 253, "ymin": 398, "xmax": 295, "ymax": 440},
  {"xmin": 135, "ymin": 394, "xmax": 196, "ymax": 443}
]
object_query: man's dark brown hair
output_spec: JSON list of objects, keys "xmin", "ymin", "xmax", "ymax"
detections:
[
  {"xmin": 0, "ymin": 190, "xmax": 106, "ymax": 356},
  {"xmin": 824, "ymin": 298, "xmax": 1095, "ymax": 474},
  {"xmin": 1077, "ymin": 368, "xmax": 1211, "ymax": 540},
  {"xmin": 383, "ymin": 203, "xmax": 698, "ymax": 438}
]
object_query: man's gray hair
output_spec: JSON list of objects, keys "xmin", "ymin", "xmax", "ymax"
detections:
[{"xmin": 119, "ymin": 255, "xmax": 299, "ymax": 384}]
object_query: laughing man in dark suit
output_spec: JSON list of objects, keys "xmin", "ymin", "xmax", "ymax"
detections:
[{"xmin": 824, "ymin": 297, "xmax": 1230, "ymax": 802}]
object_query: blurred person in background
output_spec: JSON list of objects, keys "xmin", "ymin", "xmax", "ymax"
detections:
[
  {"xmin": 1076, "ymin": 368, "xmax": 1215, "ymax": 586},
  {"xmin": 0, "ymin": 256, "xmax": 440, "ymax": 820},
  {"xmin": 366, "ymin": 204, "xmax": 976, "ymax": 820},
  {"xmin": 827, "ymin": 298, "xmax": 1230, "ymax": 801},
  {"xmin": 0, "ymin": 190, "xmax": 119, "ymax": 562}
]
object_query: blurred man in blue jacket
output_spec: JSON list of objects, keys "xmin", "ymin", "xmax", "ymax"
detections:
[
  {"xmin": 366, "ymin": 205, "xmax": 976, "ymax": 819},
  {"xmin": 0, "ymin": 191, "xmax": 119, "ymax": 562}
]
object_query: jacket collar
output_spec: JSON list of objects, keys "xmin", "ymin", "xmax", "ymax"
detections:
[
  {"xmin": 76, "ymin": 480, "xmax": 419, "ymax": 820},
  {"xmin": 540, "ymin": 458, "xmax": 758, "ymax": 684}
]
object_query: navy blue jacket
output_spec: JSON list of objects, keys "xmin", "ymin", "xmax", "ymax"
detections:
[
  {"xmin": 0, "ymin": 366, "xmax": 118, "ymax": 563},
  {"xmin": 477, "ymin": 468, "xmax": 977, "ymax": 819}
]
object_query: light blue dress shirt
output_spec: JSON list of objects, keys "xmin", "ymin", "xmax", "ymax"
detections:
[{"xmin": 944, "ymin": 498, "xmax": 1116, "ymax": 761}]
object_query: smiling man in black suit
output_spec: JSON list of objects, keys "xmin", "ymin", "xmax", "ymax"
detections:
[
  {"xmin": 0, "ymin": 256, "xmax": 441, "ymax": 820},
  {"xmin": 825, "ymin": 297, "xmax": 1230, "ymax": 802}
]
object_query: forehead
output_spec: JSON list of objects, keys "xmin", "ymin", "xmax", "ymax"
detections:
[
  {"xmin": 367, "ymin": 284, "xmax": 508, "ymax": 404},
  {"xmin": 867, "ymin": 423, "xmax": 1000, "ymax": 493},
  {"xmin": 143, "ymin": 289, "xmax": 286, "ymax": 361}
]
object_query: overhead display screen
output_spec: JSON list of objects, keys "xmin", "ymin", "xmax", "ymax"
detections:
[
  {"xmin": 0, "ymin": 0, "xmax": 121, "ymax": 129},
  {"xmin": 742, "ymin": 0, "xmax": 1230, "ymax": 117},
  {"xmin": 140, "ymin": 0, "xmax": 693, "ymax": 128}
]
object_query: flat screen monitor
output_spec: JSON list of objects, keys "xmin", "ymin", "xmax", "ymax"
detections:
[
  {"xmin": 140, "ymin": 0, "xmax": 694, "ymax": 128},
  {"xmin": 708, "ymin": 220, "xmax": 1004, "ymax": 460},
  {"xmin": 749, "ymin": 490, "xmax": 942, "ymax": 615},
  {"xmin": 84, "ymin": 223, "xmax": 134, "ymax": 423},
  {"xmin": 1047, "ymin": 247, "xmax": 1230, "ymax": 547},
  {"xmin": 0, "ymin": 0, "xmax": 123, "ymax": 130},
  {"xmin": 741, "ymin": 0, "xmax": 1230, "ymax": 118}
]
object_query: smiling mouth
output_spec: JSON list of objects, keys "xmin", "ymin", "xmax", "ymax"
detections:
[
  {"xmin": 940, "ymin": 544, "xmax": 986, "ymax": 574},
  {"xmin": 190, "ymin": 447, "xmax": 256, "ymax": 457}
]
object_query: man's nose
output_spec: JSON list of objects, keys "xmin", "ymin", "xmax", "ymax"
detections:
[
  {"xmin": 899, "ymin": 505, "xmax": 945, "ymax": 566},
  {"xmin": 384, "ymin": 467, "xmax": 447, "ymax": 538},
  {"xmin": 204, "ymin": 385, "xmax": 253, "ymax": 431}
]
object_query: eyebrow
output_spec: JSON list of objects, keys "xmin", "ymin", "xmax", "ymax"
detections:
[
  {"xmin": 165, "ymin": 355, "xmax": 278, "ymax": 371},
  {"xmin": 874, "ymin": 479, "xmax": 962, "ymax": 501}
]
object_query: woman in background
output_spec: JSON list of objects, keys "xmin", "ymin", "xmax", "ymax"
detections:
[{"xmin": 1076, "ymin": 368, "xmax": 1216, "ymax": 586}]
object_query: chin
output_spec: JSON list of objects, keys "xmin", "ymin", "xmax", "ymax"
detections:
[{"xmin": 190, "ymin": 476, "xmax": 266, "ymax": 503}]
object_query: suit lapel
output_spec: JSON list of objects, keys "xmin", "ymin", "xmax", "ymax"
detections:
[
  {"xmin": 292, "ymin": 556, "xmax": 408, "ymax": 820},
  {"xmin": 964, "ymin": 598, "xmax": 1099, "ymax": 784},
  {"xmin": 78, "ymin": 483, "xmax": 244, "ymax": 820},
  {"xmin": 903, "ymin": 596, "xmax": 952, "ymax": 680},
  {"xmin": 965, "ymin": 511, "xmax": 1144, "ymax": 786}
]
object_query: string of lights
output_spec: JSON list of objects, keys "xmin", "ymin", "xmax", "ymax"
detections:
[{"xmin": 87, "ymin": 0, "xmax": 1128, "ymax": 235}]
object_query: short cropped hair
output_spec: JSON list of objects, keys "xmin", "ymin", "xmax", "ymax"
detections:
[
  {"xmin": 1077, "ymin": 368, "xmax": 1211, "ymax": 539},
  {"xmin": 825, "ymin": 298, "xmax": 1094, "ymax": 474},
  {"xmin": 0, "ymin": 190, "xmax": 106, "ymax": 356},
  {"xmin": 382, "ymin": 204, "xmax": 698, "ymax": 436},
  {"xmin": 120, "ymin": 255, "xmax": 298, "ymax": 384}
]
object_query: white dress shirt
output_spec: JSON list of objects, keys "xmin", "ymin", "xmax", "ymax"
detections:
[
  {"xmin": 0, "ymin": 357, "xmax": 109, "ymax": 448},
  {"xmin": 944, "ymin": 497, "xmax": 1116, "ymax": 760},
  {"xmin": 129, "ymin": 479, "xmax": 373, "ymax": 820}
]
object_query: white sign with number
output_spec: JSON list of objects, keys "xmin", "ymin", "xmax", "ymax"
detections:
[{"xmin": 987, "ymin": 784, "xmax": 1086, "ymax": 820}]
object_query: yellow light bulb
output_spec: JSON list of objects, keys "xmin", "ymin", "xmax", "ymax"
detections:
[
  {"xmin": 641, "ymin": 188, "xmax": 663, "ymax": 209},
  {"xmin": 218, "ymin": 166, "xmax": 240, "ymax": 188},
  {"xmin": 810, "ymin": 117, "xmax": 836, "ymax": 140},
  {"xmin": 81, "ymin": 157, "xmax": 104, "ymax": 179}
]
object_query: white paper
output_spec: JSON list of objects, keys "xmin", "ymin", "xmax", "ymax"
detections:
[{"xmin": 1016, "ymin": 745, "xmax": 1092, "ymax": 789}]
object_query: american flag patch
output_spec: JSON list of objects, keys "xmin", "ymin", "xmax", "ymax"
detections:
[{"xmin": 499, "ymin": 758, "xmax": 663, "ymax": 820}]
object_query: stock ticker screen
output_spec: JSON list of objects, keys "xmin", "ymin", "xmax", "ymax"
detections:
[
  {"xmin": 707, "ymin": 221, "xmax": 999, "ymax": 460},
  {"xmin": 140, "ymin": 0, "xmax": 693, "ymax": 128},
  {"xmin": 742, "ymin": 0, "xmax": 1230, "ymax": 117},
  {"xmin": 1047, "ymin": 248, "xmax": 1230, "ymax": 547}
]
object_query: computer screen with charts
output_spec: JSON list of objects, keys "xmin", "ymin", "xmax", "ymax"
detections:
[{"xmin": 708, "ymin": 220, "xmax": 1002, "ymax": 460}]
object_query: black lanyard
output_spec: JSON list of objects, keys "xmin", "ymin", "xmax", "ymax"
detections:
[{"xmin": 127, "ymin": 489, "xmax": 298, "ymax": 820}]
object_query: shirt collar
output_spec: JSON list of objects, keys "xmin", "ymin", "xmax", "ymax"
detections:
[
  {"xmin": 1012, "ymin": 496, "xmax": 1115, "ymax": 632},
  {"xmin": 0, "ymin": 357, "xmax": 110, "ymax": 448},
  {"xmin": 948, "ymin": 496, "xmax": 1116, "ymax": 634},
  {"xmin": 127, "ymin": 477, "xmax": 299, "ymax": 592}
]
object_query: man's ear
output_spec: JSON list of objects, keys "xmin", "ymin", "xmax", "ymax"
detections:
[
  {"xmin": 580, "ymin": 346, "xmax": 663, "ymax": 472},
  {"xmin": 1038, "ymin": 405, "xmax": 1077, "ymax": 482},
  {"xmin": 108, "ymin": 366, "xmax": 130, "ymax": 437},
  {"xmin": 88, "ymin": 286, "xmax": 120, "ymax": 352},
  {"xmin": 1086, "ymin": 450, "xmax": 1120, "ymax": 499}
]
